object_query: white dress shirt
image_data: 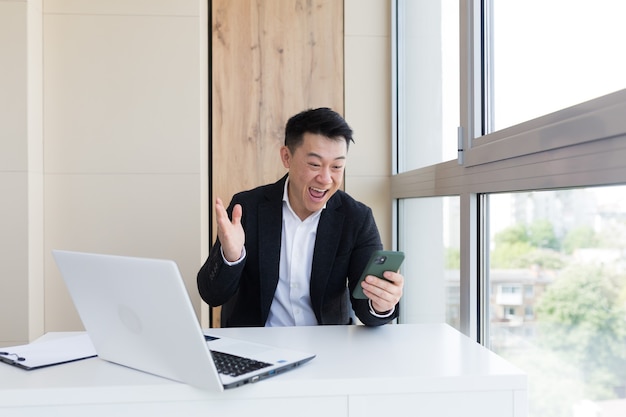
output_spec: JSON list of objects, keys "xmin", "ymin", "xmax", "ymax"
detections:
[{"xmin": 265, "ymin": 179, "xmax": 321, "ymax": 326}]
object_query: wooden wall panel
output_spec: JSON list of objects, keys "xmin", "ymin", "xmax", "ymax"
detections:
[{"xmin": 210, "ymin": 0, "xmax": 344, "ymax": 327}]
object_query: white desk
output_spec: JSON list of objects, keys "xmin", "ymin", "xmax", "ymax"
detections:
[{"xmin": 0, "ymin": 324, "xmax": 526, "ymax": 417}]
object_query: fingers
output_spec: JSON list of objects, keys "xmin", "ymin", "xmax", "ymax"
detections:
[
  {"xmin": 382, "ymin": 270, "xmax": 403, "ymax": 285},
  {"xmin": 215, "ymin": 198, "xmax": 242, "ymax": 228},
  {"xmin": 214, "ymin": 198, "xmax": 245, "ymax": 262},
  {"xmin": 361, "ymin": 272, "xmax": 404, "ymax": 312},
  {"xmin": 231, "ymin": 202, "xmax": 242, "ymax": 225}
]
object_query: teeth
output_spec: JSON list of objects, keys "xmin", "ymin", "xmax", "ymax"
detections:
[{"xmin": 311, "ymin": 187, "xmax": 326, "ymax": 193}]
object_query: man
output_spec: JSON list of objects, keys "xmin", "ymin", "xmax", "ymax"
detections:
[{"xmin": 197, "ymin": 107, "xmax": 404, "ymax": 327}]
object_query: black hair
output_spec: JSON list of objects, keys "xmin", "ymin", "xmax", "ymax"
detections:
[{"xmin": 284, "ymin": 107, "xmax": 354, "ymax": 152}]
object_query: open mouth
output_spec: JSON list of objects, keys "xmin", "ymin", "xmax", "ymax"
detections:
[{"xmin": 309, "ymin": 187, "xmax": 328, "ymax": 200}]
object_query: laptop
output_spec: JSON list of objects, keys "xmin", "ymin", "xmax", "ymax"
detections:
[{"xmin": 52, "ymin": 250, "xmax": 315, "ymax": 391}]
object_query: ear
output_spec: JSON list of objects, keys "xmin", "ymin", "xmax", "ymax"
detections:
[{"xmin": 280, "ymin": 146, "xmax": 291, "ymax": 169}]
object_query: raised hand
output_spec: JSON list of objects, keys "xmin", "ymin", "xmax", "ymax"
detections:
[{"xmin": 215, "ymin": 197, "xmax": 245, "ymax": 262}]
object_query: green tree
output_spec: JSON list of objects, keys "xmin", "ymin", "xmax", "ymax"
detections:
[
  {"xmin": 491, "ymin": 222, "xmax": 565, "ymax": 269},
  {"xmin": 494, "ymin": 223, "xmax": 529, "ymax": 246},
  {"xmin": 518, "ymin": 248, "xmax": 565, "ymax": 270},
  {"xmin": 562, "ymin": 225, "xmax": 599, "ymax": 254},
  {"xmin": 528, "ymin": 219, "xmax": 560, "ymax": 250},
  {"xmin": 491, "ymin": 241, "xmax": 534, "ymax": 268},
  {"xmin": 535, "ymin": 263, "xmax": 626, "ymax": 400},
  {"xmin": 491, "ymin": 224, "xmax": 532, "ymax": 268}
]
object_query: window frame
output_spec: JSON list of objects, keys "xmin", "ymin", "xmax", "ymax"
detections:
[{"xmin": 391, "ymin": 0, "xmax": 626, "ymax": 342}]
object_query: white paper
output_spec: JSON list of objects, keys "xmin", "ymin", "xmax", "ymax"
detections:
[{"xmin": 0, "ymin": 333, "xmax": 97, "ymax": 370}]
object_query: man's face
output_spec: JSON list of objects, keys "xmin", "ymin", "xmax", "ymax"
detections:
[{"xmin": 280, "ymin": 132, "xmax": 347, "ymax": 220}]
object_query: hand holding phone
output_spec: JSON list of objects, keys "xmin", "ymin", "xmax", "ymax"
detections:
[{"xmin": 352, "ymin": 250, "xmax": 405, "ymax": 299}]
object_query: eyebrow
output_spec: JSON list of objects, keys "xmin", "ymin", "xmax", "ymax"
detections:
[{"xmin": 306, "ymin": 152, "xmax": 346, "ymax": 161}]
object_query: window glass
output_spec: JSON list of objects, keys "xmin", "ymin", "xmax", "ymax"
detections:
[
  {"xmin": 488, "ymin": 186, "xmax": 626, "ymax": 416},
  {"xmin": 396, "ymin": 0, "xmax": 459, "ymax": 171},
  {"xmin": 491, "ymin": 0, "xmax": 626, "ymax": 130},
  {"xmin": 398, "ymin": 197, "xmax": 460, "ymax": 331},
  {"xmin": 394, "ymin": 0, "xmax": 626, "ymax": 415}
]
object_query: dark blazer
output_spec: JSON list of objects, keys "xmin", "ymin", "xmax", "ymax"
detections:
[{"xmin": 197, "ymin": 175, "xmax": 399, "ymax": 327}]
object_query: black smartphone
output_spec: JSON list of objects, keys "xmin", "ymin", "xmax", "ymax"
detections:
[{"xmin": 352, "ymin": 250, "xmax": 405, "ymax": 299}]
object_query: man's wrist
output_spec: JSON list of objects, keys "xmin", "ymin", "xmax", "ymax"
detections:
[
  {"xmin": 221, "ymin": 246, "xmax": 246, "ymax": 266},
  {"xmin": 368, "ymin": 299, "xmax": 395, "ymax": 318}
]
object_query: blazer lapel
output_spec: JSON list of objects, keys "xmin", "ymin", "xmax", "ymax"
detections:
[{"xmin": 257, "ymin": 177, "xmax": 286, "ymax": 320}]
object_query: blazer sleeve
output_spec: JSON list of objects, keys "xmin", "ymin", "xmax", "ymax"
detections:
[
  {"xmin": 197, "ymin": 198, "xmax": 246, "ymax": 307},
  {"xmin": 197, "ymin": 238, "xmax": 245, "ymax": 307},
  {"xmin": 347, "ymin": 207, "xmax": 400, "ymax": 326}
]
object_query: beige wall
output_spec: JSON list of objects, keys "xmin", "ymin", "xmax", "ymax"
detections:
[
  {"xmin": 41, "ymin": 0, "xmax": 208, "ymax": 333},
  {"xmin": 0, "ymin": 0, "xmax": 45, "ymax": 346},
  {"xmin": 344, "ymin": 0, "xmax": 392, "ymax": 247},
  {"xmin": 0, "ymin": 0, "xmax": 390, "ymax": 345},
  {"xmin": 1, "ymin": 0, "xmax": 42, "ymax": 346},
  {"xmin": 0, "ymin": 0, "xmax": 209, "ymax": 345}
]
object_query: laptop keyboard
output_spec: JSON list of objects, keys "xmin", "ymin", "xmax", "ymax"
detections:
[{"xmin": 210, "ymin": 350, "xmax": 272, "ymax": 377}]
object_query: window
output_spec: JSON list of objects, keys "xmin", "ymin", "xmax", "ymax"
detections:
[
  {"xmin": 490, "ymin": 0, "xmax": 626, "ymax": 131},
  {"xmin": 394, "ymin": 0, "xmax": 459, "ymax": 171},
  {"xmin": 500, "ymin": 285, "xmax": 521, "ymax": 294},
  {"xmin": 398, "ymin": 197, "xmax": 460, "ymax": 331},
  {"xmin": 488, "ymin": 188, "xmax": 626, "ymax": 414},
  {"xmin": 392, "ymin": 0, "xmax": 626, "ymax": 415},
  {"xmin": 523, "ymin": 306, "xmax": 533, "ymax": 320},
  {"xmin": 523, "ymin": 285, "xmax": 533, "ymax": 298}
]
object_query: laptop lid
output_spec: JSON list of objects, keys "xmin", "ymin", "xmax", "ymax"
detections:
[{"xmin": 52, "ymin": 250, "xmax": 315, "ymax": 390}]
